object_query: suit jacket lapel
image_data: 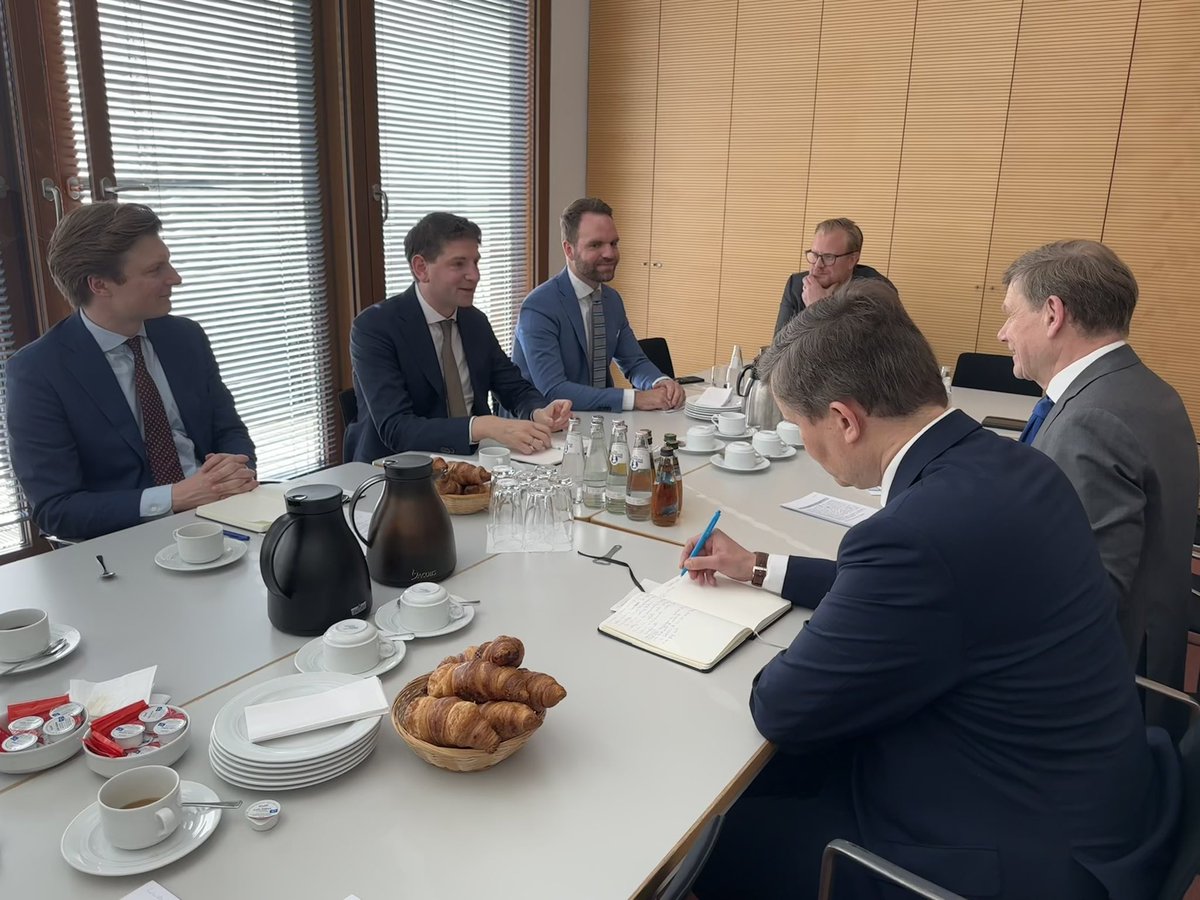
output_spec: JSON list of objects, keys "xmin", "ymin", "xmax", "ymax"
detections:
[
  {"xmin": 557, "ymin": 269, "xmax": 589, "ymax": 357},
  {"xmin": 889, "ymin": 410, "xmax": 980, "ymax": 499},
  {"xmin": 396, "ymin": 286, "xmax": 444, "ymax": 398},
  {"xmin": 59, "ymin": 313, "xmax": 148, "ymax": 464},
  {"xmin": 1041, "ymin": 344, "xmax": 1140, "ymax": 434}
]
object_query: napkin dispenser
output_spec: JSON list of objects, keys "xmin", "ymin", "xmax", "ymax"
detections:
[{"xmin": 261, "ymin": 484, "xmax": 373, "ymax": 635}]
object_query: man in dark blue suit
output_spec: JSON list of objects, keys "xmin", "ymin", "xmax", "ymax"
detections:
[
  {"xmin": 346, "ymin": 212, "xmax": 571, "ymax": 462},
  {"xmin": 512, "ymin": 198, "xmax": 685, "ymax": 413},
  {"xmin": 6, "ymin": 202, "xmax": 256, "ymax": 542},
  {"xmin": 682, "ymin": 282, "xmax": 1177, "ymax": 899}
]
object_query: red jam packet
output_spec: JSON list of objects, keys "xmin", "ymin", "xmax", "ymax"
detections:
[
  {"xmin": 89, "ymin": 700, "xmax": 149, "ymax": 736},
  {"xmin": 0, "ymin": 725, "xmax": 11, "ymax": 744},
  {"xmin": 83, "ymin": 729, "xmax": 125, "ymax": 758},
  {"xmin": 6, "ymin": 694, "xmax": 70, "ymax": 723}
]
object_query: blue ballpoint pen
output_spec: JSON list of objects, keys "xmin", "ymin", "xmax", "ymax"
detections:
[
  {"xmin": 680, "ymin": 510, "xmax": 722, "ymax": 576},
  {"xmin": 222, "ymin": 530, "xmax": 251, "ymax": 542}
]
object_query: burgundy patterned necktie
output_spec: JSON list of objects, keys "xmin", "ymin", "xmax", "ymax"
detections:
[{"xmin": 126, "ymin": 336, "xmax": 185, "ymax": 486}]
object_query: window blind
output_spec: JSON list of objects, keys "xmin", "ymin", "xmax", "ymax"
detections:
[
  {"xmin": 374, "ymin": 0, "xmax": 531, "ymax": 353},
  {"xmin": 0, "ymin": 253, "xmax": 24, "ymax": 553},
  {"xmin": 92, "ymin": 0, "xmax": 333, "ymax": 479}
]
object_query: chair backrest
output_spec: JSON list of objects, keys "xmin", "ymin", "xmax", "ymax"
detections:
[
  {"xmin": 654, "ymin": 814, "xmax": 723, "ymax": 900},
  {"xmin": 639, "ymin": 337, "xmax": 676, "ymax": 379},
  {"xmin": 950, "ymin": 353, "xmax": 1042, "ymax": 397},
  {"xmin": 338, "ymin": 388, "xmax": 358, "ymax": 428}
]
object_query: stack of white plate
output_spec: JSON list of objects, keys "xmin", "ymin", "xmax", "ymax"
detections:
[
  {"xmin": 685, "ymin": 394, "xmax": 743, "ymax": 422},
  {"xmin": 208, "ymin": 672, "xmax": 382, "ymax": 791}
]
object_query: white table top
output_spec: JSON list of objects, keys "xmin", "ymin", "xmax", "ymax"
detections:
[{"xmin": 0, "ymin": 523, "xmax": 807, "ymax": 899}]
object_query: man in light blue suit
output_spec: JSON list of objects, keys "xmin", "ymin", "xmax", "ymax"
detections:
[
  {"xmin": 6, "ymin": 203, "xmax": 256, "ymax": 541},
  {"xmin": 512, "ymin": 198, "xmax": 685, "ymax": 413}
]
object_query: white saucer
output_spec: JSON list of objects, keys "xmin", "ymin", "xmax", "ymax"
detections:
[
  {"xmin": 374, "ymin": 598, "xmax": 475, "ymax": 639},
  {"xmin": 675, "ymin": 441, "xmax": 722, "ymax": 456},
  {"xmin": 713, "ymin": 428, "xmax": 758, "ymax": 440},
  {"xmin": 294, "ymin": 636, "xmax": 405, "ymax": 678},
  {"xmin": 710, "ymin": 454, "xmax": 771, "ymax": 473},
  {"xmin": 155, "ymin": 540, "xmax": 247, "ymax": 572},
  {"xmin": 61, "ymin": 781, "xmax": 221, "ymax": 877},
  {"xmin": 0, "ymin": 623, "xmax": 82, "ymax": 676},
  {"xmin": 758, "ymin": 445, "xmax": 798, "ymax": 460}
]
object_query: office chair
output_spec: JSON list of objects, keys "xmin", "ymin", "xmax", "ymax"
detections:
[
  {"xmin": 640, "ymin": 337, "xmax": 677, "ymax": 380},
  {"xmin": 654, "ymin": 814, "xmax": 724, "ymax": 900},
  {"xmin": 338, "ymin": 388, "xmax": 358, "ymax": 428},
  {"xmin": 950, "ymin": 353, "xmax": 1042, "ymax": 397}
]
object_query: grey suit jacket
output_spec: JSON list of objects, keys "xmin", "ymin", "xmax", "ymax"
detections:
[{"xmin": 1033, "ymin": 345, "xmax": 1197, "ymax": 729}]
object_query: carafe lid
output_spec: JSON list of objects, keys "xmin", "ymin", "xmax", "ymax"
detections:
[
  {"xmin": 383, "ymin": 454, "xmax": 434, "ymax": 480},
  {"xmin": 283, "ymin": 483, "xmax": 344, "ymax": 514}
]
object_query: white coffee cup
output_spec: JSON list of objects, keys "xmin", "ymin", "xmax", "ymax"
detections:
[
  {"xmin": 98, "ymin": 765, "xmax": 182, "ymax": 851},
  {"xmin": 479, "ymin": 447, "xmax": 512, "ymax": 471},
  {"xmin": 723, "ymin": 441, "xmax": 760, "ymax": 470},
  {"xmin": 752, "ymin": 430, "xmax": 785, "ymax": 457},
  {"xmin": 173, "ymin": 522, "xmax": 224, "ymax": 564},
  {"xmin": 776, "ymin": 421, "xmax": 803, "ymax": 446},
  {"xmin": 322, "ymin": 619, "xmax": 383, "ymax": 674},
  {"xmin": 685, "ymin": 425, "xmax": 718, "ymax": 451},
  {"xmin": 711, "ymin": 411, "xmax": 747, "ymax": 436},
  {"xmin": 398, "ymin": 582, "xmax": 462, "ymax": 633},
  {"xmin": 0, "ymin": 608, "xmax": 51, "ymax": 663}
]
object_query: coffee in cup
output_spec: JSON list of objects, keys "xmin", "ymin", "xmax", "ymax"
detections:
[
  {"xmin": 98, "ymin": 765, "xmax": 182, "ymax": 851},
  {"xmin": 322, "ymin": 619, "xmax": 383, "ymax": 674},
  {"xmin": 752, "ymin": 430, "xmax": 785, "ymax": 457},
  {"xmin": 711, "ymin": 411, "xmax": 747, "ymax": 436},
  {"xmin": 723, "ymin": 441, "xmax": 760, "ymax": 470},
  {"xmin": 0, "ymin": 608, "xmax": 50, "ymax": 663},
  {"xmin": 173, "ymin": 522, "xmax": 224, "ymax": 564}
]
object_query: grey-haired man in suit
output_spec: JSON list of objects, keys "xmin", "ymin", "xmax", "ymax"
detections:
[{"xmin": 998, "ymin": 239, "xmax": 1197, "ymax": 733}]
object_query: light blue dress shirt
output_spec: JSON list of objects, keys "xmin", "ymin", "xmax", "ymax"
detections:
[{"xmin": 80, "ymin": 311, "xmax": 198, "ymax": 518}]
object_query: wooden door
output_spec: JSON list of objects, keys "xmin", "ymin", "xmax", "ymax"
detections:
[
  {"xmin": 586, "ymin": 0, "xmax": 661, "ymax": 334},
  {"xmin": 887, "ymin": 0, "xmax": 1021, "ymax": 369},
  {"xmin": 975, "ymin": 0, "xmax": 1140, "ymax": 349},
  {"xmin": 645, "ymin": 0, "xmax": 738, "ymax": 376},
  {"xmin": 714, "ymin": 0, "xmax": 821, "ymax": 358}
]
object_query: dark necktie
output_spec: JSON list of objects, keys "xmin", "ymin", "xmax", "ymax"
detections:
[
  {"xmin": 126, "ymin": 336, "xmax": 185, "ymax": 485},
  {"xmin": 590, "ymin": 290, "xmax": 607, "ymax": 389},
  {"xmin": 1019, "ymin": 395, "xmax": 1055, "ymax": 444},
  {"xmin": 439, "ymin": 320, "xmax": 469, "ymax": 418}
]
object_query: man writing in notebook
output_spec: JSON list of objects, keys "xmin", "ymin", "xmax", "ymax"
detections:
[
  {"xmin": 681, "ymin": 282, "xmax": 1175, "ymax": 899},
  {"xmin": 6, "ymin": 202, "xmax": 256, "ymax": 542},
  {"xmin": 345, "ymin": 212, "xmax": 572, "ymax": 461}
]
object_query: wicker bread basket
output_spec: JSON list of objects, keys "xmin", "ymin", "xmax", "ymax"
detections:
[
  {"xmin": 391, "ymin": 674, "xmax": 544, "ymax": 772},
  {"xmin": 438, "ymin": 483, "xmax": 491, "ymax": 515}
]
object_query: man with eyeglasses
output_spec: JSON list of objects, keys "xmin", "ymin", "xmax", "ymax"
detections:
[{"xmin": 774, "ymin": 217, "xmax": 894, "ymax": 335}]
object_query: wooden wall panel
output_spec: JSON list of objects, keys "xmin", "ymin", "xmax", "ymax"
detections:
[
  {"xmin": 1102, "ymin": 0, "xmax": 1200, "ymax": 431},
  {"xmin": 585, "ymin": 0, "xmax": 659, "ymax": 334},
  {"xmin": 803, "ymin": 0, "xmax": 917, "ymax": 271},
  {"xmin": 888, "ymin": 0, "xmax": 1020, "ymax": 369},
  {"xmin": 714, "ymin": 0, "xmax": 820, "ymax": 361},
  {"xmin": 975, "ymin": 0, "xmax": 1139, "ymax": 348},
  {"xmin": 645, "ymin": 0, "xmax": 736, "ymax": 376}
]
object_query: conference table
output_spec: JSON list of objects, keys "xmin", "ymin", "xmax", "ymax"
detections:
[{"xmin": 0, "ymin": 385, "xmax": 1035, "ymax": 898}]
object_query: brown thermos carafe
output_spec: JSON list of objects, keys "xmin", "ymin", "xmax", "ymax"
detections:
[{"xmin": 348, "ymin": 455, "xmax": 456, "ymax": 587}]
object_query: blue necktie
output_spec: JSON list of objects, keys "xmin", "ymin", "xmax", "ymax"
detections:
[{"xmin": 1020, "ymin": 396, "xmax": 1055, "ymax": 444}]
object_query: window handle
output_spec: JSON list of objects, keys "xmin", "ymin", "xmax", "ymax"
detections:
[
  {"xmin": 100, "ymin": 177, "xmax": 150, "ymax": 197},
  {"xmin": 41, "ymin": 178, "xmax": 63, "ymax": 223},
  {"xmin": 371, "ymin": 184, "xmax": 389, "ymax": 223}
]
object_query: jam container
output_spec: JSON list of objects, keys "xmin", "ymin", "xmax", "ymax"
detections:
[
  {"xmin": 50, "ymin": 702, "xmax": 86, "ymax": 728},
  {"xmin": 127, "ymin": 741, "xmax": 163, "ymax": 757},
  {"xmin": 42, "ymin": 714, "xmax": 78, "ymax": 743},
  {"xmin": 2, "ymin": 733, "xmax": 38, "ymax": 753},
  {"xmin": 9, "ymin": 716, "xmax": 45, "ymax": 737},
  {"xmin": 111, "ymin": 724, "xmax": 145, "ymax": 750},
  {"xmin": 138, "ymin": 705, "xmax": 172, "ymax": 726},
  {"xmin": 153, "ymin": 718, "xmax": 187, "ymax": 745},
  {"xmin": 245, "ymin": 799, "xmax": 282, "ymax": 831}
]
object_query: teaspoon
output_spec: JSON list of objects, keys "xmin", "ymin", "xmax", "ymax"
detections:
[{"xmin": 96, "ymin": 555, "xmax": 116, "ymax": 579}]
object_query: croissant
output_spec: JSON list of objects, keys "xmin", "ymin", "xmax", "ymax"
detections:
[
  {"xmin": 401, "ymin": 696, "xmax": 500, "ymax": 750},
  {"xmin": 478, "ymin": 701, "xmax": 542, "ymax": 740},
  {"xmin": 463, "ymin": 484, "xmax": 488, "ymax": 495},
  {"xmin": 449, "ymin": 462, "xmax": 489, "ymax": 486},
  {"xmin": 441, "ymin": 636, "xmax": 525, "ymax": 669},
  {"xmin": 427, "ymin": 660, "xmax": 567, "ymax": 710},
  {"xmin": 431, "ymin": 457, "xmax": 449, "ymax": 475},
  {"xmin": 436, "ymin": 476, "xmax": 463, "ymax": 495}
]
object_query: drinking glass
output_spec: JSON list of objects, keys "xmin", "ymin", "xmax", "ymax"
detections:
[
  {"xmin": 550, "ymin": 478, "xmax": 576, "ymax": 549},
  {"xmin": 487, "ymin": 477, "xmax": 523, "ymax": 551},
  {"xmin": 522, "ymin": 484, "xmax": 556, "ymax": 552},
  {"xmin": 709, "ymin": 364, "xmax": 729, "ymax": 388}
]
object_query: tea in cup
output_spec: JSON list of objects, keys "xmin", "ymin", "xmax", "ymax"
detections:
[
  {"xmin": 0, "ymin": 608, "xmax": 50, "ymax": 662},
  {"xmin": 322, "ymin": 619, "xmax": 384, "ymax": 674},
  {"xmin": 776, "ymin": 421, "xmax": 803, "ymax": 446},
  {"xmin": 98, "ymin": 765, "xmax": 182, "ymax": 851},
  {"xmin": 398, "ymin": 582, "xmax": 462, "ymax": 633},
  {"xmin": 752, "ymin": 431, "xmax": 785, "ymax": 457},
  {"xmin": 173, "ymin": 522, "xmax": 224, "ymax": 564},
  {"xmin": 723, "ymin": 441, "xmax": 760, "ymax": 470},
  {"xmin": 711, "ymin": 411, "xmax": 747, "ymax": 436},
  {"xmin": 685, "ymin": 425, "xmax": 718, "ymax": 451}
]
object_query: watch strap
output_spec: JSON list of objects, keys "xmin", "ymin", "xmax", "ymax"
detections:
[{"xmin": 750, "ymin": 551, "xmax": 769, "ymax": 587}]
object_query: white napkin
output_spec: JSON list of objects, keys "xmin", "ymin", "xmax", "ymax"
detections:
[
  {"xmin": 693, "ymin": 386, "xmax": 734, "ymax": 408},
  {"xmin": 70, "ymin": 666, "xmax": 157, "ymax": 718},
  {"xmin": 122, "ymin": 882, "xmax": 181, "ymax": 900},
  {"xmin": 244, "ymin": 677, "xmax": 388, "ymax": 743}
]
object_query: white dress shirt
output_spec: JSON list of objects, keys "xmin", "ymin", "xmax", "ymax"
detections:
[
  {"xmin": 566, "ymin": 267, "xmax": 667, "ymax": 411},
  {"xmin": 415, "ymin": 285, "xmax": 481, "ymax": 439},
  {"xmin": 760, "ymin": 408, "xmax": 956, "ymax": 595},
  {"xmin": 80, "ymin": 310, "xmax": 198, "ymax": 518},
  {"xmin": 1045, "ymin": 340, "xmax": 1126, "ymax": 402}
]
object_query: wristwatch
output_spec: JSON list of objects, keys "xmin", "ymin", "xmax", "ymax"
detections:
[{"xmin": 750, "ymin": 551, "xmax": 770, "ymax": 588}]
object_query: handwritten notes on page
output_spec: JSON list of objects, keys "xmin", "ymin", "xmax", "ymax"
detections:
[{"xmin": 782, "ymin": 492, "xmax": 877, "ymax": 527}]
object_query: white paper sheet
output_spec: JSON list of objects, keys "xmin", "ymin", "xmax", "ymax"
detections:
[
  {"xmin": 122, "ymin": 882, "xmax": 182, "ymax": 900},
  {"xmin": 693, "ymin": 386, "xmax": 735, "ymax": 408},
  {"xmin": 782, "ymin": 492, "xmax": 877, "ymax": 527},
  {"xmin": 244, "ymin": 677, "xmax": 388, "ymax": 743},
  {"xmin": 70, "ymin": 666, "xmax": 157, "ymax": 718}
]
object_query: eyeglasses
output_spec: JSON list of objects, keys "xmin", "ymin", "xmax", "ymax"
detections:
[{"xmin": 805, "ymin": 249, "xmax": 857, "ymax": 267}]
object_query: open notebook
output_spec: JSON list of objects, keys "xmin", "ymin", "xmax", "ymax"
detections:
[
  {"xmin": 598, "ymin": 575, "xmax": 791, "ymax": 671},
  {"xmin": 195, "ymin": 483, "xmax": 294, "ymax": 533}
]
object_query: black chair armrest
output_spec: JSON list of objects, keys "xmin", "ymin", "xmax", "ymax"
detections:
[{"xmin": 818, "ymin": 839, "xmax": 967, "ymax": 900}]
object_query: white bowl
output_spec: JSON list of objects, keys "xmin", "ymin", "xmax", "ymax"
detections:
[
  {"xmin": 82, "ymin": 711, "xmax": 191, "ymax": 778},
  {"xmin": 0, "ymin": 710, "xmax": 90, "ymax": 775}
]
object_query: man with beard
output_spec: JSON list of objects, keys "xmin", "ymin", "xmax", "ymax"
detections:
[{"xmin": 512, "ymin": 198, "xmax": 685, "ymax": 412}]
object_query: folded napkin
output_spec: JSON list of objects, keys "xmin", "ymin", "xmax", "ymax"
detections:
[
  {"xmin": 70, "ymin": 666, "xmax": 157, "ymax": 718},
  {"xmin": 693, "ymin": 386, "xmax": 734, "ymax": 408},
  {"xmin": 244, "ymin": 677, "xmax": 388, "ymax": 743}
]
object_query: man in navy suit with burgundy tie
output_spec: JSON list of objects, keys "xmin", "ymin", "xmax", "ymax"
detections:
[
  {"xmin": 682, "ymin": 282, "xmax": 1177, "ymax": 899},
  {"xmin": 6, "ymin": 202, "xmax": 256, "ymax": 542},
  {"xmin": 345, "ymin": 212, "xmax": 572, "ymax": 462}
]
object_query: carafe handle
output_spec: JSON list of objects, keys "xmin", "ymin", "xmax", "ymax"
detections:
[
  {"xmin": 348, "ymin": 474, "xmax": 385, "ymax": 547},
  {"xmin": 736, "ymin": 364, "xmax": 753, "ymax": 396},
  {"xmin": 259, "ymin": 515, "xmax": 298, "ymax": 599}
]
